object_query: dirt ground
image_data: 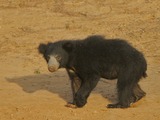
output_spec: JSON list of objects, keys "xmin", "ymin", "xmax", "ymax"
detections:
[{"xmin": 0, "ymin": 0, "xmax": 160, "ymax": 120}]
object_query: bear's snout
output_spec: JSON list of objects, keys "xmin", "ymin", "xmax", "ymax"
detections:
[
  {"xmin": 48, "ymin": 66, "xmax": 58, "ymax": 72},
  {"xmin": 47, "ymin": 56, "xmax": 60, "ymax": 72}
]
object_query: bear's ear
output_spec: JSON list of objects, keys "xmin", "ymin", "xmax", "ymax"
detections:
[
  {"xmin": 63, "ymin": 42, "xmax": 73, "ymax": 52},
  {"xmin": 38, "ymin": 43, "xmax": 47, "ymax": 54}
]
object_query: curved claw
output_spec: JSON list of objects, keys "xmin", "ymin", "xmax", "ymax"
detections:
[
  {"xmin": 107, "ymin": 103, "xmax": 129, "ymax": 108},
  {"xmin": 65, "ymin": 102, "xmax": 77, "ymax": 109}
]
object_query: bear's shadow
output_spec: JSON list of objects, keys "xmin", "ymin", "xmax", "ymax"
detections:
[{"xmin": 6, "ymin": 70, "xmax": 118, "ymax": 105}]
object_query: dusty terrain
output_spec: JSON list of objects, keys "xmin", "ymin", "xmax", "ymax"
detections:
[{"xmin": 0, "ymin": 0, "xmax": 160, "ymax": 120}]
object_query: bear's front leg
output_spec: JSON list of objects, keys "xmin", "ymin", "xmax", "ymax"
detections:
[
  {"xmin": 66, "ymin": 69, "xmax": 81, "ymax": 108},
  {"xmin": 74, "ymin": 75, "xmax": 100, "ymax": 108},
  {"xmin": 74, "ymin": 93, "xmax": 87, "ymax": 107}
]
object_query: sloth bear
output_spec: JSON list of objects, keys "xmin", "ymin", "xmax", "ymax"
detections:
[{"xmin": 38, "ymin": 35, "xmax": 147, "ymax": 108}]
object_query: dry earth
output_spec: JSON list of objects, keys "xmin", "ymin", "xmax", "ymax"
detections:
[{"xmin": 0, "ymin": 0, "xmax": 160, "ymax": 120}]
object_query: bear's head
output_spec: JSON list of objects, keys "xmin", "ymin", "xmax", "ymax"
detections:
[{"xmin": 38, "ymin": 41, "xmax": 73, "ymax": 72}]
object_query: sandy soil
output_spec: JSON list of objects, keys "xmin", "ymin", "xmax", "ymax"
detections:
[{"xmin": 0, "ymin": 0, "xmax": 160, "ymax": 120}]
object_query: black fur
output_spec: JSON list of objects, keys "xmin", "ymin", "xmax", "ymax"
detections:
[{"xmin": 38, "ymin": 35, "xmax": 147, "ymax": 108}]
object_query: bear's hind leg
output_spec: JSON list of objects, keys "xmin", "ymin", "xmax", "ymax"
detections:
[
  {"xmin": 107, "ymin": 76, "xmax": 134, "ymax": 108},
  {"xmin": 132, "ymin": 83, "xmax": 146, "ymax": 103}
]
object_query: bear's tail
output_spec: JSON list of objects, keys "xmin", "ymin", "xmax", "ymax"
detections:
[{"xmin": 143, "ymin": 72, "xmax": 148, "ymax": 78}]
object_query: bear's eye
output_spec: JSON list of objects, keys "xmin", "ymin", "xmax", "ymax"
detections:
[{"xmin": 55, "ymin": 55, "xmax": 61, "ymax": 61}]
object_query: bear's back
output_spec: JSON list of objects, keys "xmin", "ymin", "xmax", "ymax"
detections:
[
  {"xmin": 76, "ymin": 35, "xmax": 134, "ymax": 57},
  {"xmin": 73, "ymin": 35, "xmax": 145, "ymax": 67}
]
